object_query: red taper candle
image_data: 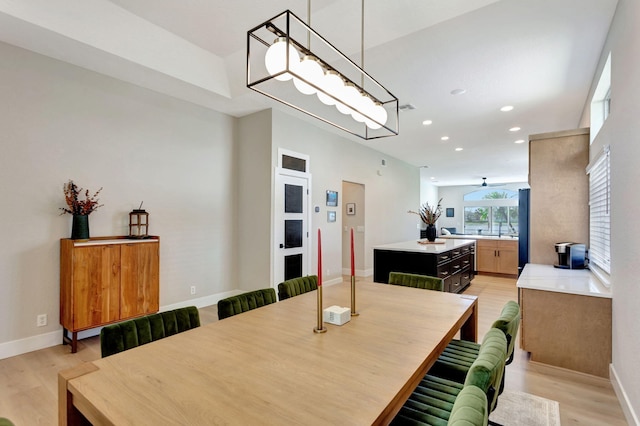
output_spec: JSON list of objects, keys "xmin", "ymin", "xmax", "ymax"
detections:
[
  {"xmin": 351, "ymin": 228, "xmax": 355, "ymax": 277},
  {"xmin": 317, "ymin": 228, "xmax": 322, "ymax": 286}
]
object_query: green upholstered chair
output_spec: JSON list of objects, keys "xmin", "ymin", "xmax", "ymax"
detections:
[
  {"xmin": 391, "ymin": 328, "xmax": 507, "ymax": 425},
  {"xmin": 388, "ymin": 272, "xmax": 444, "ymax": 291},
  {"xmin": 393, "ymin": 385, "xmax": 488, "ymax": 426},
  {"xmin": 448, "ymin": 385, "xmax": 489, "ymax": 426},
  {"xmin": 277, "ymin": 275, "xmax": 318, "ymax": 301},
  {"xmin": 100, "ymin": 306, "xmax": 200, "ymax": 357},
  {"xmin": 430, "ymin": 301, "xmax": 520, "ymax": 385},
  {"xmin": 217, "ymin": 288, "xmax": 277, "ymax": 320},
  {"xmin": 0, "ymin": 418, "xmax": 15, "ymax": 426}
]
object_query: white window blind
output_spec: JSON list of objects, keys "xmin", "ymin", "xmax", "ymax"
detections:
[{"xmin": 586, "ymin": 145, "xmax": 610, "ymax": 275}]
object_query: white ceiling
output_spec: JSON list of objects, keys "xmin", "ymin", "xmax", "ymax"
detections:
[{"xmin": 0, "ymin": 0, "xmax": 618, "ymax": 186}]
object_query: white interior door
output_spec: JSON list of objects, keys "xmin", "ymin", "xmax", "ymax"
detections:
[{"xmin": 274, "ymin": 170, "xmax": 311, "ymax": 285}]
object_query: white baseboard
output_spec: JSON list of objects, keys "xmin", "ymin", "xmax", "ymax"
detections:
[
  {"xmin": 0, "ymin": 330, "xmax": 62, "ymax": 360},
  {"xmin": 611, "ymin": 363, "xmax": 640, "ymax": 426},
  {"xmin": 0, "ymin": 289, "xmax": 245, "ymax": 361}
]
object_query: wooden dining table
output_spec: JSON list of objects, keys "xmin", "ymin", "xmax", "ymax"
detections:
[{"xmin": 59, "ymin": 281, "xmax": 477, "ymax": 425}]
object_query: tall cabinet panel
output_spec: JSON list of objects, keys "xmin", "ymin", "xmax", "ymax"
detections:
[
  {"xmin": 60, "ymin": 236, "xmax": 160, "ymax": 352},
  {"xmin": 529, "ymin": 128, "xmax": 589, "ymax": 264}
]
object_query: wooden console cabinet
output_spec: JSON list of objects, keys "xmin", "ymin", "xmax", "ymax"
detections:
[
  {"xmin": 60, "ymin": 236, "xmax": 160, "ymax": 352},
  {"xmin": 373, "ymin": 240, "xmax": 475, "ymax": 293},
  {"xmin": 476, "ymin": 239, "xmax": 518, "ymax": 275}
]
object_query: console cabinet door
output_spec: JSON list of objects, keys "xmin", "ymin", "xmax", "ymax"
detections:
[
  {"xmin": 72, "ymin": 245, "xmax": 121, "ymax": 330},
  {"xmin": 120, "ymin": 242, "xmax": 160, "ymax": 319}
]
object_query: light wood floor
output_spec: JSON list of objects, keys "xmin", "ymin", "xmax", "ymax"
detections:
[{"xmin": 0, "ymin": 275, "xmax": 628, "ymax": 425}]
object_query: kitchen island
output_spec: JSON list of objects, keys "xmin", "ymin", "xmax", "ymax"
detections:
[
  {"xmin": 517, "ymin": 264, "xmax": 611, "ymax": 377},
  {"xmin": 373, "ymin": 239, "xmax": 475, "ymax": 293}
]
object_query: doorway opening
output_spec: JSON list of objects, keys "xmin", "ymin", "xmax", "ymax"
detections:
[{"xmin": 342, "ymin": 181, "xmax": 365, "ymax": 276}]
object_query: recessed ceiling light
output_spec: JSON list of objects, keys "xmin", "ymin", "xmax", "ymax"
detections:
[
  {"xmin": 500, "ymin": 105, "xmax": 514, "ymax": 112},
  {"xmin": 509, "ymin": 126, "xmax": 521, "ymax": 132},
  {"xmin": 422, "ymin": 120, "xmax": 433, "ymax": 126},
  {"xmin": 441, "ymin": 136, "xmax": 449, "ymax": 141},
  {"xmin": 430, "ymin": 176, "xmax": 436, "ymax": 180},
  {"xmin": 455, "ymin": 147, "xmax": 463, "ymax": 151},
  {"xmin": 450, "ymin": 88, "xmax": 467, "ymax": 95},
  {"xmin": 514, "ymin": 139, "xmax": 525, "ymax": 144}
]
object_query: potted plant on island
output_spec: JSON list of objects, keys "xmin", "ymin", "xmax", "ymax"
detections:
[
  {"xmin": 408, "ymin": 198, "xmax": 443, "ymax": 242},
  {"xmin": 59, "ymin": 180, "xmax": 103, "ymax": 241}
]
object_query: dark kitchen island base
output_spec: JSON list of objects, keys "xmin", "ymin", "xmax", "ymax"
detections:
[{"xmin": 373, "ymin": 239, "xmax": 476, "ymax": 294}]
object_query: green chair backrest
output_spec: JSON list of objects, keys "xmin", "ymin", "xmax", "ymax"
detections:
[
  {"xmin": 388, "ymin": 271, "xmax": 444, "ymax": 291},
  {"xmin": 0, "ymin": 418, "xmax": 15, "ymax": 426},
  {"xmin": 490, "ymin": 300, "xmax": 521, "ymax": 364},
  {"xmin": 463, "ymin": 328, "xmax": 507, "ymax": 413},
  {"xmin": 218, "ymin": 288, "xmax": 277, "ymax": 320},
  {"xmin": 277, "ymin": 275, "xmax": 318, "ymax": 301},
  {"xmin": 448, "ymin": 385, "xmax": 489, "ymax": 426},
  {"xmin": 100, "ymin": 306, "xmax": 200, "ymax": 357}
]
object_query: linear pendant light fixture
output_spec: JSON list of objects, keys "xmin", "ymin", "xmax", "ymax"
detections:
[{"xmin": 247, "ymin": 3, "xmax": 399, "ymax": 140}]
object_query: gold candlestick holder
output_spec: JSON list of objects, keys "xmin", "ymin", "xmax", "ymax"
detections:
[
  {"xmin": 314, "ymin": 286, "xmax": 327, "ymax": 333},
  {"xmin": 351, "ymin": 276, "xmax": 359, "ymax": 316}
]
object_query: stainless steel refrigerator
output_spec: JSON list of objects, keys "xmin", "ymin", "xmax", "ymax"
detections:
[{"xmin": 518, "ymin": 188, "xmax": 530, "ymax": 275}]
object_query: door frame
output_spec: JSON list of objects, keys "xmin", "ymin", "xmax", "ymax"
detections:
[{"xmin": 273, "ymin": 149, "xmax": 312, "ymax": 286}]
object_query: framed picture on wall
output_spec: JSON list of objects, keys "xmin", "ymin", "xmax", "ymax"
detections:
[
  {"xmin": 446, "ymin": 208, "xmax": 454, "ymax": 217},
  {"xmin": 326, "ymin": 190, "xmax": 338, "ymax": 206},
  {"xmin": 327, "ymin": 211, "xmax": 336, "ymax": 222},
  {"xmin": 346, "ymin": 203, "xmax": 356, "ymax": 215}
]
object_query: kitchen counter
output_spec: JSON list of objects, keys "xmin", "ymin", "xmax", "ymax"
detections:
[
  {"xmin": 373, "ymin": 238, "xmax": 476, "ymax": 254},
  {"xmin": 517, "ymin": 263, "xmax": 611, "ymax": 377},
  {"xmin": 440, "ymin": 234, "xmax": 518, "ymax": 241},
  {"xmin": 517, "ymin": 263, "xmax": 610, "ymax": 298}
]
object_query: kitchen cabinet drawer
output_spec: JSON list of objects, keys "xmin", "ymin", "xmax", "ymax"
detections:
[
  {"xmin": 437, "ymin": 261, "xmax": 451, "ymax": 279},
  {"xmin": 449, "ymin": 272, "xmax": 463, "ymax": 293}
]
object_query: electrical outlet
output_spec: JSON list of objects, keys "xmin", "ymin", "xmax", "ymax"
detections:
[
  {"xmin": 326, "ymin": 269, "xmax": 330, "ymax": 276},
  {"xmin": 190, "ymin": 286, "xmax": 196, "ymax": 295},
  {"xmin": 37, "ymin": 314, "xmax": 47, "ymax": 327}
]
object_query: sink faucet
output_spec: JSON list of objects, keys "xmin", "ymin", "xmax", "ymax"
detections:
[{"xmin": 498, "ymin": 222, "xmax": 502, "ymax": 238}]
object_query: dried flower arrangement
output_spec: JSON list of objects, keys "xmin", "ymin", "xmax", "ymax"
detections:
[
  {"xmin": 59, "ymin": 180, "xmax": 103, "ymax": 216},
  {"xmin": 408, "ymin": 198, "xmax": 443, "ymax": 225}
]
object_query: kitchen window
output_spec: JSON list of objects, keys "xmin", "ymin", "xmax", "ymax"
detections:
[{"xmin": 462, "ymin": 189, "xmax": 519, "ymax": 236}]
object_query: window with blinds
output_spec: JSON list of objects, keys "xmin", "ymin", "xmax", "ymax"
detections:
[{"xmin": 587, "ymin": 145, "xmax": 610, "ymax": 278}]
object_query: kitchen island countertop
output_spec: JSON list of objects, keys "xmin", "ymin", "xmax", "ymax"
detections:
[{"xmin": 373, "ymin": 238, "xmax": 476, "ymax": 254}]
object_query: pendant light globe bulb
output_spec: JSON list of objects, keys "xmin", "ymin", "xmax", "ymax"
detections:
[
  {"xmin": 265, "ymin": 37, "xmax": 299, "ymax": 81},
  {"xmin": 371, "ymin": 103, "xmax": 388, "ymax": 127},
  {"xmin": 317, "ymin": 70, "xmax": 343, "ymax": 106},
  {"xmin": 293, "ymin": 55, "xmax": 323, "ymax": 95}
]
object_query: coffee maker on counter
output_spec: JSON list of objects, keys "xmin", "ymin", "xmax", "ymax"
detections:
[{"xmin": 554, "ymin": 242, "xmax": 587, "ymax": 269}]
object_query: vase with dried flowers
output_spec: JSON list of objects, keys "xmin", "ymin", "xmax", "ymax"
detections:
[
  {"xmin": 408, "ymin": 198, "xmax": 443, "ymax": 242},
  {"xmin": 59, "ymin": 180, "xmax": 103, "ymax": 240}
]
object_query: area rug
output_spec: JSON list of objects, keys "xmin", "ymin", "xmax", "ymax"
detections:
[{"xmin": 489, "ymin": 390, "xmax": 561, "ymax": 426}]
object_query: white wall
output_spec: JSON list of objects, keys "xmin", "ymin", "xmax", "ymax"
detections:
[
  {"xmin": 0, "ymin": 41, "xmax": 237, "ymax": 356},
  {"xmin": 272, "ymin": 110, "xmax": 420, "ymax": 281},
  {"xmin": 580, "ymin": 0, "xmax": 640, "ymax": 422}
]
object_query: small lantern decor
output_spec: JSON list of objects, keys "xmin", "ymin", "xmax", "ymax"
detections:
[{"xmin": 129, "ymin": 202, "xmax": 149, "ymax": 238}]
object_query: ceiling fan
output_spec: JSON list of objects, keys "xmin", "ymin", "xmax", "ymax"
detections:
[{"xmin": 476, "ymin": 177, "xmax": 505, "ymax": 187}]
